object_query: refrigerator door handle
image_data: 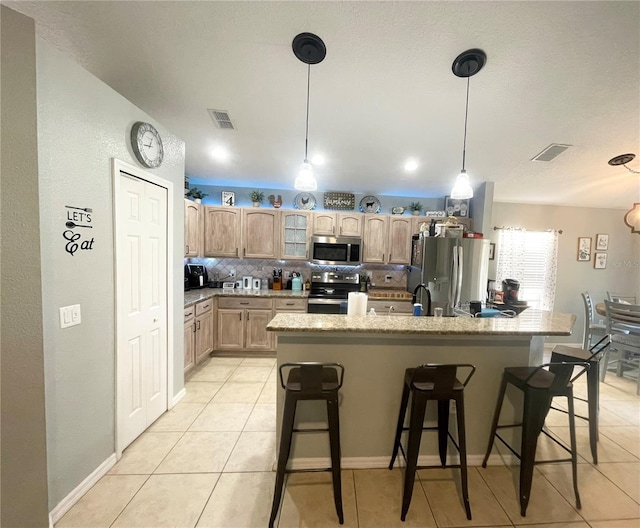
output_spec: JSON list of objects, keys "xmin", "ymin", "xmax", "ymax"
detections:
[
  {"xmin": 456, "ymin": 245, "xmax": 464, "ymax": 307},
  {"xmin": 449, "ymin": 245, "xmax": 459, "ymax": 308}
]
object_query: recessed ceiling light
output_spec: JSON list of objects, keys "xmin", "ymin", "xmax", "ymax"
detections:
[
  {"xmin": 211, "ymin": 146, "xmax": 229, "ymax": 161},
  {"xmin": 404, "ymin": 159, "xmax": 418, "ymax": 172},
  {"xmin": 311, "ymin": 154, "xmax": 325, "ymax": 165}
]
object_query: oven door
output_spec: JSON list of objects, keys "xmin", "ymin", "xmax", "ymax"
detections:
[{"xmin": 307, "ymin": 298, "xmax": 347, "ymax": 314}]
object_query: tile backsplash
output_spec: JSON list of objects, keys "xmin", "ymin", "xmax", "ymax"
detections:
[{"xmin": 185, "ymin": 257, "xmax": 407, "ymax": 289}]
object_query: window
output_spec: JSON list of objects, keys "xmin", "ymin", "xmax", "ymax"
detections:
[{"xmin": 496, "ymin": 229, "xmax": 559, "ymax": 310}]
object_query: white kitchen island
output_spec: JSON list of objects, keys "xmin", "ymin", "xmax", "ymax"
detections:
[{"xmin": 266, "ymin": 310, "xmax": 576, "ymax": 468}]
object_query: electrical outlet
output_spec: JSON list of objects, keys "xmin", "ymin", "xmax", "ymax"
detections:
[
  {"xmin": 385, "ymin": 275, "xmax": 392, "ymax": 283},
  {"xmin": 229, "ymin": 269, "xmax": 236, "ymax": 277}
]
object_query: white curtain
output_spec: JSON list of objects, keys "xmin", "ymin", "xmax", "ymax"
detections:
[{"xmin": 496, "ymin": 228, "xmax": 559, "ymax": 311}]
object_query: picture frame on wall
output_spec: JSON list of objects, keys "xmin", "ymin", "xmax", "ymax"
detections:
[
  {"xmin": 594, "ymin": 252, "xmax": 607, "ymax": 269},
  {"xmin": 596, "ymin": 233, "xmax": 609, "ymax": 251},
  {"xmin": 444, "ymin": 196, "xmax": 470, "ymax": 217},
  {"xmin": 489, "ymin": 243, "xmax": 495, "ymax": 260},
  {"xmin": 577, "ymin": 237, "xmax": 592, "ymax": 261}
]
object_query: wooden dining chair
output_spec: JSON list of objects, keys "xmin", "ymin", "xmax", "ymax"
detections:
[
  {"xmin": 582, "ymin": 292, "xmax": 607, "ymax": 350},
  {"xmin": 603, "ymin": 300, "xmax": 640, "ymax": 394}
]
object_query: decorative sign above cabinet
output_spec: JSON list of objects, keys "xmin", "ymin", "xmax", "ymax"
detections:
[
  {"xmin": 324, "ymin": 192, "xmax": 355, "ymax": 210},
  {"xmin": 222, "ymin": 191, "xmax": 235, "ymax": 206}
]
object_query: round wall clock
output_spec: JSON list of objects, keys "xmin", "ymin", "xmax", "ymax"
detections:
[
  {"xmin": 359, "ymin": 195, "xmax": 381, "ymax": 213},
  {"xmin": 131, "ymin": 121, "xmax": 164, "ymax": 168}
]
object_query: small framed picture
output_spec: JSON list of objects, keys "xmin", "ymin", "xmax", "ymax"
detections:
[
  {"xmin": 444, "ymin": 196, "xmax": 470, "ymax": 218},
  {"xmin": 596, "ymin": 233, "xmax": 609, "ymax": 251},
  {"xmin": 594, "ymin": 252, "xmax": 607, "ymax": 269},
  {"xmin": 489, "ymin": 243, "xmax": 495, "ymax": 260},
  {"xmin": 221, "ymin": 191, "xmax": 235, "ymax": 207},
  {"xmin": 577, "ymin": 237, "xmax": 592, "ymax": 261}
]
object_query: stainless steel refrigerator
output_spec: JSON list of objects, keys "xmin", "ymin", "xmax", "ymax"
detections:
[{"xmin": 406, "ymin": 235, "xmax": 490, "ymax": 315}]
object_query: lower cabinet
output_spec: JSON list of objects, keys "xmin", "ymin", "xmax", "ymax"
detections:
[
  {"xmin": 194, "ymin": 299, "xmax": 215, "ymax": 364},
  {"xmin": 367, "ymin": 299, "xmax": 413, "ymax": 315},
  {"xmin": 184, "ymin": 306, "xmax": 196, "ymax": 376},
  {"xmin": 216, "ymin": 297, "xmax": 274, "ymax": 352}
]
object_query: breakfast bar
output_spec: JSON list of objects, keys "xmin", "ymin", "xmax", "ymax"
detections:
[{"xmin": 267, "ymin": 310, "xmax": 576, "ymax": 468}]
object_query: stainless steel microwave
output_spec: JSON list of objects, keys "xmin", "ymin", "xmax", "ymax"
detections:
[{"xmin": 310, "ymin": 235, "xmax": 362, "ymax": 266}]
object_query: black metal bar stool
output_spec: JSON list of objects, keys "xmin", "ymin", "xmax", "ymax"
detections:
[
  {"xmin": 481, "ymin": 361, "xmax": 589, "ymax": 517},
  {"xmin": 389, "ymin": 363, "xmax": 476, "ymax": 521},
  {"xmin": 550, "ymin": 337, "xmax": 609, "ymax": 464},
  {"xmin": 269, "ymin": 362, "xmax": 345, "ymax": 528}
]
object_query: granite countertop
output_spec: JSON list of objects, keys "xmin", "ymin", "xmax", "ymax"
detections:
[
  {"xmin": 184, "ymin": 288, "xmax": 308, "ymax": 307},
  {"xmin": 266, "ymin": 310, "xmax": 576, "ymax": 336}
]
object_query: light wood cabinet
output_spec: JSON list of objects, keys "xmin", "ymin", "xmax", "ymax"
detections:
[
  {"xmin": 242, "ymin": 209, "xmax": 280, "ymax": 259},
  {"xmin": 337, "ymin": 213, "xmax": 363, "ymax": 237},
  {"xmin": 274, "ymin": 298, "xmax": 308, "ymax": 312},
  {"xmin": 184, "ymin": 306, "xmax": 196, "ymax": 375},
  {"xmin": 362, "ymin": 214, "xmax": 388, "ymax": 263},
  {"xmin": 203, "ymin": 206, "xmax": 241, "ymax": 257},
  {"xmin": 312, "ymin": 212, "xmax": 337, "ymax": 235},
  {"xmin": 387, "ymin": 216, "xmax": 414, "ymax": 264},
  {"xmin": 184, "ymin": 199, "xmax": 202, "ymax": 257},
  {"xmin": 367, "ymin": 299, "xmax": 413, "ymax": 315},
  {"xmin": 280, "ymin": 211, "xmax": 311, "ymax": 260},
  {"xmin": 194, "ymin": 299, "xmax": 214, "ymax": 365},
  {"xmin": 216, "ymin": 297, "xmax": 274, "ymax": 352},
  {"xmin": 312, "ymin": 212, "xmax": 363, "ymax": 237}
]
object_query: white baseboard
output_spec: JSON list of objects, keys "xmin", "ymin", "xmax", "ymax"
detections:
[
  {"xmin": 49, "ymin": 453, "xmax": 117, "ymax": 525},
  {"xmin": 171, "ymin": 387, "xmax": 186, "ymax": 408}
]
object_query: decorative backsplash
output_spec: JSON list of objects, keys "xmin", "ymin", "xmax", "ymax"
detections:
[{"xmin": 185, "ymin": 257, "xmax": 407, "ymax": 289}]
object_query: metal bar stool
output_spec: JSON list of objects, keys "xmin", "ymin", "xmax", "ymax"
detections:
[
  {"xmin": 550, "ymin": 336, "xmax": 609, "ymax": 464},
  {"xmin": 481, "ymin": 361, "xmax": 589, "ymax": 517},
  {"xmin": 269, "ymin": 362, "xmax": 345, "ymax": 528},
  {"xmin": 388, "ymin": 363, "xmax": 476, "ymax": 521}
]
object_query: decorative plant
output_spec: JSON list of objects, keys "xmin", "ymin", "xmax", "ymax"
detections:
[
  {"xmin": 186, "ymin": 187, "xmax": 208, "ymax": 200},
  {"xmin": 250, "ymin": 190, "xmax": 265, "ymax": 203},
  {"xmin": 408, "ymin": 201, "xmax": 423, "ymax": 212}
]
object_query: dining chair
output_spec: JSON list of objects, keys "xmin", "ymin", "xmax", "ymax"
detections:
[
  {"xmin": 582, "ymin": 292, "xmax": 608, "ymax": 350},
  {"xmin": 603, "ymin": 300, "xmax": 640, "ymax": 394},
  {"xmin": 606, "ymin": 292, "xmax": 638, "ymax": 304}
]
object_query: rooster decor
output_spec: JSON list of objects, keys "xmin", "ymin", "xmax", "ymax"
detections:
[{"xmin": 268, "ymin": 194, "xmax": 283, "ymax": 208}]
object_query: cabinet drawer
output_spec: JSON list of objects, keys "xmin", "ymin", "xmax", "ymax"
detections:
[
  {"xmin": 195, "ymin": 299, "xmax": 213, "ymax": 316},
  {"xmin": 218, "ymin": 297, "xmax": 273, "ymax": 310},
  {"xmin": 368, "ymin": 299, "xmax": 413, "ymax": 314},
  {"xmin": 274, "ymin": 298, "xmax": 307, "ymax": 311},
  {"xmin": 184, "ymin": 306, "xmax": 195, "ymax": 322}
]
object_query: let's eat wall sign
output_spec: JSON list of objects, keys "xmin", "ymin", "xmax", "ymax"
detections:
[{"xmin": 63, "ymin": 205, "xmax": 95, "ymax": 256}]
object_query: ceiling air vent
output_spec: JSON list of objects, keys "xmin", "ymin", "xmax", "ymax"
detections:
[
  {"xmin": 531, "ymin": 143, "xmax": 571, "ymax": 162},
  {"xmin": 208, "ymin": 109, "xmax": 235, "ymax": 130}
]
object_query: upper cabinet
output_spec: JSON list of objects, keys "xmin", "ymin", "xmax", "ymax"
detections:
[
  {"xmin": 280, "ymin": 211, "xmax": 312, "ymax": 260},
  {"xmin": 184, "ymin": 199, "xmax": 202, "ymax": 257},
  {"xmin": 203, "ymin": 206, "xmax": 241, "ymax": 258},
  {"xmin": 362, "ymin": 214, "xmax": 388, "ymax": 263},
  {"xmin": 387, "ymin": 216, "xmax": 414, "ymax": 264},
  {"xmin": 311, "ymin": 212, "xmax": 363, "ymax": 237},
  {"xmin": 243, "ymin": 209, "xmax": 280, "ymax": 259}
]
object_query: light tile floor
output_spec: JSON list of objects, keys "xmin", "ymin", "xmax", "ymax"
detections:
[{"xmin": 57, "ymin": 354, "xmax": 640, "ymax": 528}]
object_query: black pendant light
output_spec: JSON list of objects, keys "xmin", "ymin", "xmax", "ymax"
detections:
[
  {"xmin": 292, "ymin": 33, "xmax": 326, "ymax": 191},
  {"xmin": 451, "ymin": 49, "xmax": 487, "ymax": 200}
]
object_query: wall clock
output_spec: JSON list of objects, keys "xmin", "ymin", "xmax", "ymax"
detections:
[
  {"xmin": 222, "ymin": 191, "xmax": 235, "ymax": 206},
  {"xmin": 131, "ymin": 121, "xmax": 164, "ymax": 168}
]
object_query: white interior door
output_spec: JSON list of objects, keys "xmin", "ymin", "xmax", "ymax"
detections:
[{"xmin": 116, "ymin": 170, "xmax": 168, "ymax": 450}]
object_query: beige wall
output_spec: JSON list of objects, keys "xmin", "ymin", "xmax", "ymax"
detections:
[
  {"xmin": 490, "ymin": 202, "xmax": 640, "ymax": 344},
  {"xmin": 0, "ymin": 6, "xmax": 50, "ymax": 526}
]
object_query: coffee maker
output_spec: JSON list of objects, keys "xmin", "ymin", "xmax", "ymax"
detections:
[
  {"xmin": 185, "ymin": 264, "xmax": 208, "ymax": 289},
  {"xmin": 501, "ymin": 279, "xmax": 528, "ymax": 314}
]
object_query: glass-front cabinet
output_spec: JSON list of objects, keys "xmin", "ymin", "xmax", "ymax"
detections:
[{"xmin": 281, "ymin": 211, "xmax": 311, "ymax": 260}]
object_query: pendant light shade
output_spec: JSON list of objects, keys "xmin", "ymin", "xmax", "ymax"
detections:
[
  {"xmin": 450, "ymin": 49, "xmax": 487, "ymax": 200},
  {"xmin": 292, "ymin": 33, "xmax": 326, "ymax": 191},
  {"xmin": 609, "ymin": 154, "xmax": 640, "ymax": 234}
]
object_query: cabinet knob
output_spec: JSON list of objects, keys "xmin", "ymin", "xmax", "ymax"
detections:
[
  {"xmin": 186, "ymin": 244, "xmax": 189, "ymax": 253},
  {"xmin": 197, "ymin": 320, "xmax": 201, "ymax": 329},
  {"xmin": 153, "ymin": 318, "xmax": 158, "ymax": 323}
]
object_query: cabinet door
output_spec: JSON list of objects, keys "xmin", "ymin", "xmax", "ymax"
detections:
[
  {"xmin": 216, "ymin": 309, "xmax": 244, "ymax": 350},
  {"xmin": 243, "ymin": 209, "xmax": 280, "ymax": 259},
  {"xmin": 204, "ymin": 207, "xmax": 241, "ymax": 257},
  {"xmin": 312, "ymin": 212, "xmax": 337, "ymax": 235},
  {"xmin": 363, "ymin": 214, "xmax": 388, "ymax": 263},
  {"xmin": 388, "ymin": 216, "xmax": 414, "ymax": 264},
  {"xmin": 195, "ymin": 310, "xmax": 214, "ymax": 364},
  {"xmin": 185, "ymin": 200, "xmax": 201, "ymax": 257},
  {"xmin": 337, "ymin": 213, "xmax": 363, "ymax": 237},
  {"xmin": 184, "ymin": 320, "xmax": 196, "ymax": 375},
  {"xmin": 281, "ymin": 211, "xmax": 311, "ymax": 260},
  {"xmin": 244, "ymin": 309, "xmax": 273, "ymax": 350}
]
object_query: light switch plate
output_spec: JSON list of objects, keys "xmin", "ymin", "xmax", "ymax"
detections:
[{"xmin": 59, "ymin": 304, "xmax": 81, "ymax": 328}]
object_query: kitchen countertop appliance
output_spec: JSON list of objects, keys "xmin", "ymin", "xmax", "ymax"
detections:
[
  {"xmin": 307, "ymin": 272, "xmax": 361, "ymax": 314},
  {"xmin": 407, "ymin": 234, "xmax": 489, "ymax": 316},
  {"xmin": 494, "ymin": 278, "xmax": 529, "ymax": 315},
  {"xmin": 185, "ymin": 264, "xmax": 208, "ymax": 290}
]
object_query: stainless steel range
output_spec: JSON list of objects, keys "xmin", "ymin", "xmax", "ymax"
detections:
[{"xmin": 307, "ymin": 271, "xmax": 361, "ymax": 314}]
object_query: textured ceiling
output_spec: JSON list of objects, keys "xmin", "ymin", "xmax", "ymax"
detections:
[{"xmin": 7, "ymin": 1, "xmax": 640, "ymax": 208}]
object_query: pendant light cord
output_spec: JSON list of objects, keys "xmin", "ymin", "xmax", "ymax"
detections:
[
  {"xmin": 304, "ymin": 63, "xmax": 310, "ymax": 162},
  {"xmin": 462, "ymin": 76, "xmax": 470, "ymax": 171}
]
